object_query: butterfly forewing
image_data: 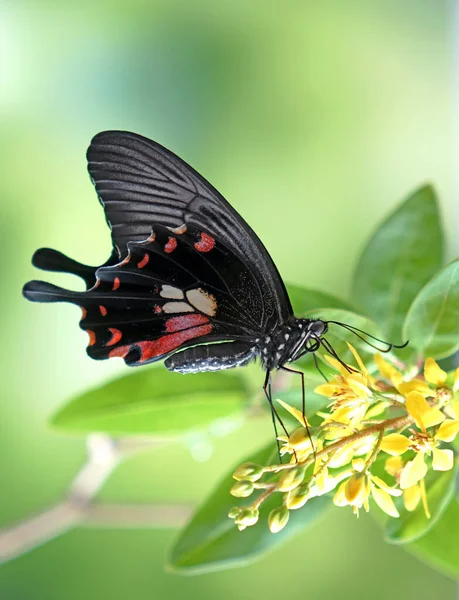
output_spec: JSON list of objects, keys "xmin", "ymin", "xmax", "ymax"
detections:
[{"xmin": 87, "ymin": 131, "xmax": 293, "ymax": 331}]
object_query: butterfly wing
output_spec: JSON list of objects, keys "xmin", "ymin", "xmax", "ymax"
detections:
[
  {"xmin": 23, "ymin": 223, "xmax": 263, "ymax": 367},
  {"xmin": 87, "ymin": 130, "xmax": 293, "ymax": 331}
]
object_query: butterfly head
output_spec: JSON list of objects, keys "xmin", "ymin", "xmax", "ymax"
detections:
[{"xmin": 284, "ymin": 318, "xmax": 408, "ymax": 371}]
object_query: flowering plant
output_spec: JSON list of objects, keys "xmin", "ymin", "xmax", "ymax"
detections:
[{"xmin": 229, "ymin": 351, "xmax": 458, "ymax": 532}]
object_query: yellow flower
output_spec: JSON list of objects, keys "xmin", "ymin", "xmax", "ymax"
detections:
[
  {"xmin": 334, "ymin": 460, "xmax": 401, "ymax": 517},
  {"xmin": 399, "ymin": 420, "xmax": 458, "ymax": 490},
  {"xmin": 384, "ymin": 456, "xmax": 426, "ymax": 515}
]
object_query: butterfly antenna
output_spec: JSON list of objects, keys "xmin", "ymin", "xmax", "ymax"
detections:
[{"xmin": 326, "ymin": 321, "xmax": 409, "ymax": 353}]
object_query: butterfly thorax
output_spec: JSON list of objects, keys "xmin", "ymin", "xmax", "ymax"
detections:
[{"xmin": 259, "ymin": 318, "xmax": 327, "ymax": 371}]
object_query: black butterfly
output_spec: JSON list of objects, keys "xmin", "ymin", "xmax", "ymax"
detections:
[{"xmin": 23, "ymin": 131, "xmax": 404, "ymax": 440}]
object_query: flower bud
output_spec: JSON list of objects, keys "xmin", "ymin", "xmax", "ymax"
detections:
[
  {"xmin": 230, "ymin": 480, "xmax": 255, "ymax": 498},
  {"xmin": 285, "ymin": 483, "xmax": 310, "ymax": 509},
  {"xmin": 228, "ymin": 507, "xmax": 241, "ymax": 519},
  {"xmin": 268, "ymin": 506, "xmax": 290, "ymax": 533},
  {"xmin": 278, "ymin": 467, "xmax": 305, "ymax": 492},
  {"xmin": 235, "ymin": 508, "xmax": 259, "ymax": 528},
  {"xmin": 232, "ymin": 462, "xmax": 264, "ymax": 482}
]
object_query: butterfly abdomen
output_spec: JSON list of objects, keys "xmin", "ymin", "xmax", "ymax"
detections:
[{"xmin": 165, "ymin": 341, "xmax": 257, "ymax": 373}]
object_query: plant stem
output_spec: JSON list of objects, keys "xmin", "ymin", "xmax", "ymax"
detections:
[{"xmin": 264, "ymin": 412, "xmax": 413, "ymax": 473}]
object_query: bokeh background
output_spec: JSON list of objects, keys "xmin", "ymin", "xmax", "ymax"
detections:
[{"xmin": 1, "ymin": 1, "xmax": 456, "ymax": 598}]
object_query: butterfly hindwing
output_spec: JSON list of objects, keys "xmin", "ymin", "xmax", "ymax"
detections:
[{"xmin": 24, "ymin": 223, "xmax": 265, "ymax": 366}]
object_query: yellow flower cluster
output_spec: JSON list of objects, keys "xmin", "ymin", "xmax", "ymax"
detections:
[{"xmin": 228, "ymin": 346, "xmax": 459, "ymax": 533}]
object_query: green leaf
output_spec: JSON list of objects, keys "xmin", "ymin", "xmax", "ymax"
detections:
[
  {"xmin": 385, "ymin": 465, "xmax": 457, "ymax": 544},
  {"xmin": 168, "ymin": 444, "xmax": 329, "ymax": 574},
  {"xmin": 51, "ymin": 368, "xmax": 248, "ymax": 435},
  {"xmin": 403, "ymin": 260, "xmax": 459, "ymax": 359},
  {"xmin": 352, "ymin": 185, "xmax": 443, "ymax": 345},
  {"xmin": 407, "ymin": 491, "xmax": 459, "ymax": 578},
  {"xmin": 301, "ymin": 308, "xmax": 384, "ymax": 368},
  {"xmin": 286, "ymin": 283, "xmax": 354, "ymax": 315}
]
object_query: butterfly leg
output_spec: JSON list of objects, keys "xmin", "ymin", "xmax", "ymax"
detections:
[
  {"xmin": 312, "ymin": 352, "xmax": 329, "ymax": 382},
  {"xmin": 263, "ymin": 370, "xmax": 282, "ymax": 462},
  {"xmin": 280, "ymin": 365, "xmax": 316, "ymax": 459},
  {"xmin": 263, "ymin": 370, "xmax": 295, "ymax": 463}
]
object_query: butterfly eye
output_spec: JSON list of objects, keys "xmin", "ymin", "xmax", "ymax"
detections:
[{"xmin": 308, "ymin": 320, "xmax": 326, "ymax": 337}]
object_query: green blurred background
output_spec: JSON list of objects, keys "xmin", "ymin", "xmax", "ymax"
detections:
[{"xmin": 1, "ymin": 1, "xmax": 456, "ymax": 598}]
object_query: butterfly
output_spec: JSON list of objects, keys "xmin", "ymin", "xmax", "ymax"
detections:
[{"xmin": 23, "ymin": 131, "xmax": 405, "ymax": 441}]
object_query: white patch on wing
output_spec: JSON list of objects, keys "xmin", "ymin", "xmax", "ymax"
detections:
[
  {"xmin": 163, "ymin": 301, "xmax": 194, "ymax": 313},
  {"xmin": 186, "ymin": 288, "xmax": 217, "ymax": 317},
  {"xmin": 160, "ymin": 285, "xmax": 184, "ymax": 299}
]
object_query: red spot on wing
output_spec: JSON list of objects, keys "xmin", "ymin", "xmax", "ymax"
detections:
[
  {"xmin": 109, "ymin": 324, "xmax": 212, "ymax": 362},
  {"xmin": 81, "ymin": 307, "xmax": 87, "ymax": 319},
  {"xmin": 87, "ymin": 330, "xmax": 96, "ymax": 346},
  {"xmin": 138, "ymin": 324, "xmax": 212, "ymax": 362},
  {"xmin": 106, "ymin": 328, "xmax": 123, "ymax": 346},
  {"xmin": 99, "ymin": 305, "xmax": 107, "ymax": 316},
  {"xmin": 164, "ymin": 237, "xmax": 177, "ymax": 253},
  {"xmin": 194, "ymin": 232, "xmax": 215, "ymax": 252},
  {"xmin": 138, "ymin": 253, "xmax": 149, "ymax": 268},
  {"xmin": 165, "ymin": 314, "xmax": 209, "ymax": 333},
  {"xmin": 154, "ymin": 305, "xmax": 162, "ymax": 314},
  {"xmin": 109, "ymin": 345, "xmax": 131, "ymax": 358},
  {"xmin": 112, "ymin": 277, "xmax": 120, "ymax": 291}
]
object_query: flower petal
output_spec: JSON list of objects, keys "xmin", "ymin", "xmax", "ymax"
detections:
[
  {"xmin": 276, "ymin": 398, "xmax": 308, "ymax": 426},
  {"xmin": 371, "ymin": 475, "xmax": 402, "ymax": 496},
  {"xmin": 351, "ymin": 458, "xmax": 366, "ymax": 472},
  {"xmin": 315, "ymin": 382, "xmax": 340, "ymax": 397},
  {"xmin": 400, "ymin": 452, "xmax": 427, "ymax": 489},
  {"xmin": 405, "ymin": 391, "xmax": 445, "ymax": 431},
  {"xmin": 397, "ymin": 380, "xmax": 431, "ymax": 397},
  {"xmin": 424, "ymin": 357, "xmax": 447, "ymax": 386},
  {"xmin": 365, "ymin": 401, "xmax": 391, "ymax": 419},
  {"xmin": 371, "ymin": 485, "xmax": 400, "ymax": 518},
  {"xmin": 432, "ymin": 448, "xmax": 454, "ymax": 471},
  {"xmin": 453, "ymin": 367, "xmax": 459, "ymax": 393},
  {"xmin": 375, "ymin": 353, "xmax": 402, "ymax": 385},
  {"xmin": 381, "ymin": 433, "xmax": 411, "ymax": 456},
  {"xmin": 323, "ymin": 354, "xmax": 351, "ymax": 376},
  {"xmin": 345, "ymin": 473, "xmax": 370, "ymax": 506},
  {"xmin": 346, "ymin": 373, "xmax": 371, "ymax": 398},
  {"xmin": 435, "ymin": 419, "xmax": 459, "ymax": 443},
  {"xmin": 346, "ymin": 342, "xmax": 368, "ymax": 375},
  {"xmin": 403, "ymin": 484, "xmax": 421, "ymax": 512},
  {"xmin": 385, "ymin": 455, "xmax": 403, "ymax": 477},
  {"xmin": 333, "ymin": 481, "xmax": 349, "ymax": 507}
]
